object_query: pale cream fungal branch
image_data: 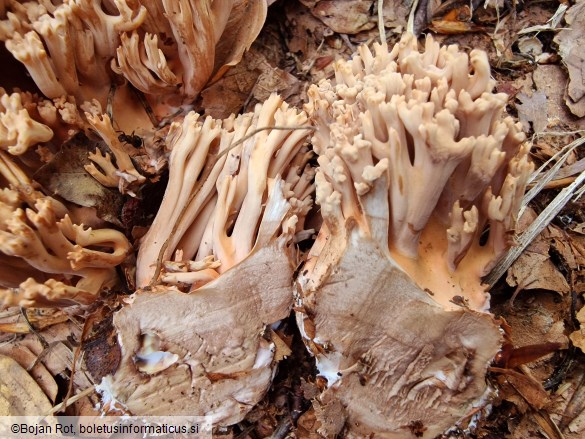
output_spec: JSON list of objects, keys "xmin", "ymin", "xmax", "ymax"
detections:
[
  {"xmin": 111, "ymin": 0, "xmax": 267, "ymax": 113},
  {"xmin": 100, "ymin": 96, "xmax": 313, "ymax": 425},
  {"xmin": 297, "ymin": 33, "xmax": 533, "ymax": 439},
  {"xmin": 1, "ymin": 0, "xmax": 146, "ymax": 104},
  {"xmin": 136, "ymin": 93, "xmax": 313, "ymax": 288},
  {"xmin": 306, "ymin": 32, "xmax": 532, "ymax": 310},
  {"xmin": 84, "ymin": 108, "xmax": 146, "ymax": 196},
  {"xmin": 0, "ymin": 151, "xmax": 131, "ymax": 309},
  {"xmin": 0, "ymin": 88, "xmax": 53, "ymax": 155}
]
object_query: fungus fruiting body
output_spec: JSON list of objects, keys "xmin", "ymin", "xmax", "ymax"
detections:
[
  {"xmin": 0, "ymin": 1, "xmax": 536, "ymax": 433},
  {"xmin": 296, "ymin": 33, "xmax": 532, "ymax": 437},
  {"xmin": 100, "ymin": 95, "xmax": 314, "ymax": 423},
  {"xmin": 0, "ymin": 150, "xmax": 131, "ymax": 308}
]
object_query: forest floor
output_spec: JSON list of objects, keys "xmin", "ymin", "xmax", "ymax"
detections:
[{"xmin": 1, "ymin": 1, "xmax": 585, "ymax": 438}]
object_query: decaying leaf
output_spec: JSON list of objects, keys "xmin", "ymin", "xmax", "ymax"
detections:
[
  {"xmin": 34, "ymin": 133, "xmax": 124, "ymax": 227},
  {"xmin": 0, "ymin": 354, "xmax": 52, "ymax": 415},
  {"xmin": 506, "ymin": 252, "xmax": 570, "ymax": 295},
  {"xmin": 299, "ymin": 0, "xmax": 408, "ymax": 34},
  {"xmin": 201, "ymin": 50, "xmax": 300, "ymax": 119},
  {"xmin": 313, "ymin": 397, "xmax": 346, "ymax": 438},
  {"xmin": 296, "ymin": 406, "xmax": 324, "ymax": 439},
  {"xmin": 0, "ymin": 342, "xmax": 58, "ymax": 403},
  {"xmin": 210, "ymin": 0, "xmax": 270, "ymax": 82},
  {"xmin": 492, "ymin": 367, "xmax": 551, "ymax": 410},
  {"xmin": 554, "ymin": 0, "xmax": 585, "ymax": 117},
  {"xmin": 201, "ymin": 52, "xmax": 263, "ymax": 119},
  {"xmin": 570, "ymin": 307, "xmax": 585, "ymax": 353},
  {"xmin": 532, "ymin": 65, "xmax": 585, "ymax": 131},
  {"xmin": 517, "ymin": 91, "xmax": 548, "ymax": 134}
]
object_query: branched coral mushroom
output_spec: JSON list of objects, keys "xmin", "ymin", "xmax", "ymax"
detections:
[
  {"xmin": 0, "ymin": 151, "xmax": 131, "ymax": 308},
  {"xmin": 99, "ymin": 94, "xmax": 314, "ymax": 424},
  {"xmin": 112, "ymin": 0, "xmax": 267, "ymax": 109},
  {"xmin": 0, "ymin": 89, "xmax": 53, "ymax": 155},
  {"xmin": 0, "ymin": 87, "xmax": 84, "ymax": 156},
  {"xmin": 0, "ymin": 0, "xmax": 269, "ymax": 196},
  {"xmin": 0, "ymin": 0, "xmax": 267, "ymax": 118},
  {"xmin": 0, "ymin": 0, "xmax": 146, "ymax": 104},
  {"xmin": 296, "ymin": 33, "xmax": 533, "ymax": 437},
  {"xmin": 0, "ymin": 0, "xmax": 539, "ymax": 431}
]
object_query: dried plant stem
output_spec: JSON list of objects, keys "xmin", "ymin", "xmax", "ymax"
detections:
[
  {"xmin": 520, "ymin": 135, "xmax": 584, "ymax": 217},
  {"xmin": 540, "ymin": 176, "xmax": 576, "ymax": 190},
  {"xmin": 485, "ymin": 168, "xmax": 585, "ymax": 287},
  {"xmin": 486, "ymin": 134, "xmax": 585, "ymax": 286},
  {"xmin": 45, "ymin": 385, "xmax": 96, "ymax": 416},
  {"xmin": 148, "ymin": 125, "xmax": 315, "ymax": 287},
  {"xmin": 407, "ymin": 0, "xmax": 419, "ymax": 34},
  {"xmin": 377, "ymin": 0, "xmax": 385, "ymax": 44}
]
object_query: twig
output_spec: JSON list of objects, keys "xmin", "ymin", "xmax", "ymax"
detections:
[
  {"xmin": 407, "ymin": 0, "xmax": 419, "ymax": 34},
  {"xmin": 485, "ymin": 169, "xmax": 585, "ymax": 287},
  {"xmin": 27, "ymin": 341, "xmax": 65, "ymax": 372},
  {"xmin": 45, "ymin": 386, "xmax": 96, "ymax": 416},
  {"xmin": 270, "ymin": 417, "xmax": 292, "ymax": 439},
  {"xmin": 539, "ymin": 176, "xmax": 577, "ymax": 190},
  {"xmin": 520, "ymin": 135, "xmax": 584, "ymax": 217},
  {"xmin": 377, "ymin": 0, "xmax": 386, "ymax": 45},
  {"xmin": 20, "ymin": 307, "xmax": 48, "ymax": 349},
  {"xmin": 339, "ymin": 34, "xmax": 355, "ymax": 52}
]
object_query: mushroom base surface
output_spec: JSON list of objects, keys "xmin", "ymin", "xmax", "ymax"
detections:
[
  {"xmin": 99, "ymin": 240, "xmax": 294, "ymax": 425},
  {"xmin": 296, "ymin": 226, "xmax": 502, "ymax": 438}
]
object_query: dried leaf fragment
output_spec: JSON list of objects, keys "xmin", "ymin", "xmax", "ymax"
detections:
[
  {"xmin": 570, "ymin": 307, "xmax": 585, "ymax": 353},
  {"xmin": 0, "ymin": 354, "xmax": 52, "ymax": 415},
  {"xmin": 554, "ymin": 0, "xmax": 585, "ymax": 117}
]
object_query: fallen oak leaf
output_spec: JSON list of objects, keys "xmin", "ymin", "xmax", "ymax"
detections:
[{"xmin": 34, "ymin": 133, "xmax": 124, "ymax": 227}]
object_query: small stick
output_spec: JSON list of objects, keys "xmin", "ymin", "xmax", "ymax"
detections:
[
  {"xmin": 45, "ymin": 386, "xmax": 96, "ymax": 416},
  {"xmin": 377, "ymin": 0, "xmax": 386, "ymax": 45}
]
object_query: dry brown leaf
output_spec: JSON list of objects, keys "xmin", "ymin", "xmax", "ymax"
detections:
[
  {"xmin": 492, "ymin": 368, "xmax": 550, "ymax": 410},
  {"xmin": 554, "ymin": 0, "xmax": 585, "ymax": 117},
  {"xmin": 211, "ymin": 0, "xmax": 269, "ymax": 82},
  {"xmin": 547, "ymin": 226, "xmax": 578, "ymax": 269},
  {"xmin": 286, "ymin": 1, "xmax": 333, "ymax": 56},
  {"xmin": 252, "ymin": 64, "xmax": 300, "ymax": 104},
  {"xmin": 570, "ymin": 307, "xmax": 585, "ymax": 353},
  {"xmin": 532, "ymin": 65, "xmax": 585, "ymax": 131},
  {"xmin": 0, "ymin": 343, "xmax": 58, "ymax": 403},
  {"xmin": 0, "ymin": 354, "xmax": 53, "ymax": 415},
  {"xmin": 493, "ymin": 289, "xmax": 569, "ymax": 382},
  {"xmin": 313, "ymin": 397, "xmax": 346, "ymax": 438},
  {"xmin": 202, "ymin": 49, "xmax": 300, "ymax": 119},
  {"xmin": 299, "ymin": 0, "xmax": 374, "ymax": 34},
  {"xmin": 299, "ymin": 0, "xmax": 407, "ymax": 35},
  {"xmin": 284, "ymin": 1, "xmax": 347, "ymax": 85},
  {"xmin": 0, "ymin": 312, "xmax": 70, "ymax": 334},
  {"xmin": 507, "ymin": 251, "xmax": 570, "ymax": 294},
  {"xmin": 201, "ymin": 52, "xmax": 262, "ymax": 119},
  {"xmin": 507, "ymin": 212, "xmax": 571, "ymax": 295},
  {"xmin": 296, "ymin": 406, "xmax": 323, "ymax": 439},
  {"xmin": 270, "ymin": 330, "xmax": 292, "ymax": 362},
  {"xmin": 34, "ymin": 133, "xmax": 124, "ymax": 227},
  {"xmin": 517, "ymin": 91, "xmax": 548, "ymax": 134}
]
